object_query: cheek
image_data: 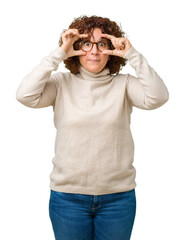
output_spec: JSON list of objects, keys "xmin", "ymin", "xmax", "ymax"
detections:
[
  {"xmin": 103, "ymin": 55, "xmax": 109, "ymax": 63},
  {"xmin": 79, "ymin": 55, "xmax": 87, "ymax": 65},
  {"xmin": 101, "ymin": 55, "xmax": 109, "ymax": 66}
]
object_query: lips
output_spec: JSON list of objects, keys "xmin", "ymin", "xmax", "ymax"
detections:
[{"xmin": 87, "ymin": 59, "xmax": 100, "ymax": 62}]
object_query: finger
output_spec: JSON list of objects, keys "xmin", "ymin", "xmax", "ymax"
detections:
[
  {"xmin": 102, "ymin": 49, "xmax": 124, "ymax": 58},
  {"xmin": 79, "ymin": 33, "xmax": 89, "ymax": 38},
  {"xmin": 101, "ymin": 34, "xmax": 121, "ymax": 50},
  {"xmin": 64, "ymin": 29, "xmax": 76, "ymax": 35},
  {"xmin": 114, "ymin": 39, "xmax": 121, "ymax": 48},
  {"xmin": 73, "ymin": 50, "xmax": 87, "ymax": 56},
  {"xmin": 65, "ymin": 31, "xmax": 77, "ymax": 38},
  {"xmin": 101, "ymin": 33, "xmax": 115, "ymax": 41},
  {"xmin": 116, "ymin": 39, "xmax": 125, "ymax": 49},
  {"xmin": 102, "ymin": 49, "xmax": 114, "ymax": 55},
  {"xmin": 65, "ymin": 31, "xmax": 88, "ymax": 41},
  {"xmin": 64, "ymin": 29, "xmax": 79, "ymax": 38},
  {"xmin": 68, "ymin": 29, "xmax": 78, "ymax": 34},
  {"xmin": 72, "ymin": 33, "xmax": 88, "ymax": 42},
  {"xmin": 120, "ymin": 38, "xmax": 126, "ymax": 44}
]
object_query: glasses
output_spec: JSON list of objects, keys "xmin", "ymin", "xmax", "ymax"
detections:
[{"xmin": 79, "ymin": 39, "xmax": 111, "ymax": 52}]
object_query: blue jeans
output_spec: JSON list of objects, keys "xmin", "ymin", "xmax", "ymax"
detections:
[{"xmin": 49, "ymin": 189, "xmax": 136, "ymax": 240}]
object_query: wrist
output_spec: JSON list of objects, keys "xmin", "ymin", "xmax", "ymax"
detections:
[
  {"xmin": 123, "ymin": 46, "xmax": 135, "ymax": 59},
  {"xmin": 57, "ymin": 47, "xmax": 68, "ymax": 60},
  {"xmin": 60, "ymin": 45, "xmax": 68, "ymax": 57}
]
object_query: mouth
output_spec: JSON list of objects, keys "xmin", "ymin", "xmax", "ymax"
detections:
[{"xmin": 87, "ymin": 59, "xmax": 100, "ymax": 62}]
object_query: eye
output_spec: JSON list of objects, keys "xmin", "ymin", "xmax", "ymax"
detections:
[
  {"xmin": 84, "ymin": 41, "xmax": 91, "ymax": 46},
  {"xmin": 99, "ymin": 42, "xmax": 105, "ymax": 46},
  {"xmin": 98, "ymin": 41, "xmax": 108, "ymax": 47}
]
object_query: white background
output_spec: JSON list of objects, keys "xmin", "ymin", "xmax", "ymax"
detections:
[{"xmin": 0, "ymin": 0, "xmax": 184, "ymax": 239}]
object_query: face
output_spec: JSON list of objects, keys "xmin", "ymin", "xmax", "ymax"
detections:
[{"xmin": 78, "ymin": 28, "xmax": 109, "ymax": 73}]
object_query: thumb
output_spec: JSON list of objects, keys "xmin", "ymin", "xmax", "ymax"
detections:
[{"xmin": 73, "ymin": 50, "xmax": 87, "ymax": 56}]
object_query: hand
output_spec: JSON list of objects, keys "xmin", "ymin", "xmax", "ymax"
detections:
[
  {"xmin": 101, "ymin": 33, "xmax": 132, "ymax": 58},
  {"xmin": 60, "ymin": 29, "xmax": 88, "ymax": 58}
]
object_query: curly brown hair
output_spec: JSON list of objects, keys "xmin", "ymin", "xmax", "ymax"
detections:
[{"xmin": 58, "ymin": 15, "xmax": 128, "ymax": 75}]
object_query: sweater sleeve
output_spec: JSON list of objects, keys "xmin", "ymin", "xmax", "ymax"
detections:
[
  {"xmin": 124, "ymin": 47, "xmax": 169, "ymax": 110},
  {"xmin": 16, "ymin": 47, "xmax": 67, "ymax": 108}
]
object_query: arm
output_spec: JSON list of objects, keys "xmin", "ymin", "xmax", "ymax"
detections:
[
  {"xmin": 100, "ymin": 33, "xmax": 169, "ymax": 110},
  {"xmin": 124, "ymin": 47, "xmax": 169, "ymax": 110},
  {"xmin": 16, "ymin": 47, "xmax": 67, "ymax": 108},
  {"xmin": 16, "ymin": 29, "xmax": 90, "ymax": 108}
]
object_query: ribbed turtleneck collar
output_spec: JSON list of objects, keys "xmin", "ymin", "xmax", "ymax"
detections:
[{"xmin": 77, "ymin": 65, "xmax": 114, "ymax": 81}]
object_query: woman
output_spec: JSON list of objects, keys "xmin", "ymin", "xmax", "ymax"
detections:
[{"xmin": 16, "ymin": 15, "xmax": 169, "ymax": 240}]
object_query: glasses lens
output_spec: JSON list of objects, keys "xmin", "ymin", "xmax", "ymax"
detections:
[
  {"xmin": 80, "ymin": 39, "xmax": 110, "ymax": 52},
  {"xmin": 98, "ymin": 40, "xmax": 109, "ymax": 51},
  {"xmin": 80, "ymin": 41, "xmax": 92, "ymax": 52}
]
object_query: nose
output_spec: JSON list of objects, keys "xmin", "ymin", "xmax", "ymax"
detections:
[{"xmin": 91, "ymin": 43, "xmax": 99, "ymax": 54}]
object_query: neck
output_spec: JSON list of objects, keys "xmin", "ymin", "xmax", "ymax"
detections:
[{"xmin": 77, "ymin": 65, "xmax": 113, "ymax": 81}]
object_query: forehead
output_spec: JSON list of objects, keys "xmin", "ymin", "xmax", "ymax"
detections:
[
  {"xmin": 87, "ymin": 28, "xmax": 103, "ymax": 40},
  {"xmin": 84, "ymin": 28, "xmax": 109, "ymax": 42}
]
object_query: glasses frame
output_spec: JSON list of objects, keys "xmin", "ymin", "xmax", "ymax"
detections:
[{"xmin": 79, "ymin": 39, "xmax": 111, "ymax": 52}]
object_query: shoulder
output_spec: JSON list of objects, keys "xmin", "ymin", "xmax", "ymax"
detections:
[
  {"xmin": 50, "ymin": 71, "xmax": 72, "ymax": 86},
  {"xmin": 110, "ymin": 73, "xmax": 130, "ymax": 91},
  {"xmin": 113, "ymin": 72, "xmax": 129, "ymax": 82}
]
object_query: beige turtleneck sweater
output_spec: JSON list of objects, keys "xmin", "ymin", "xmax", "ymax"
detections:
[{"xmin": 16, "ymin": 46, "xmax": 169, "ymax": 195}]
